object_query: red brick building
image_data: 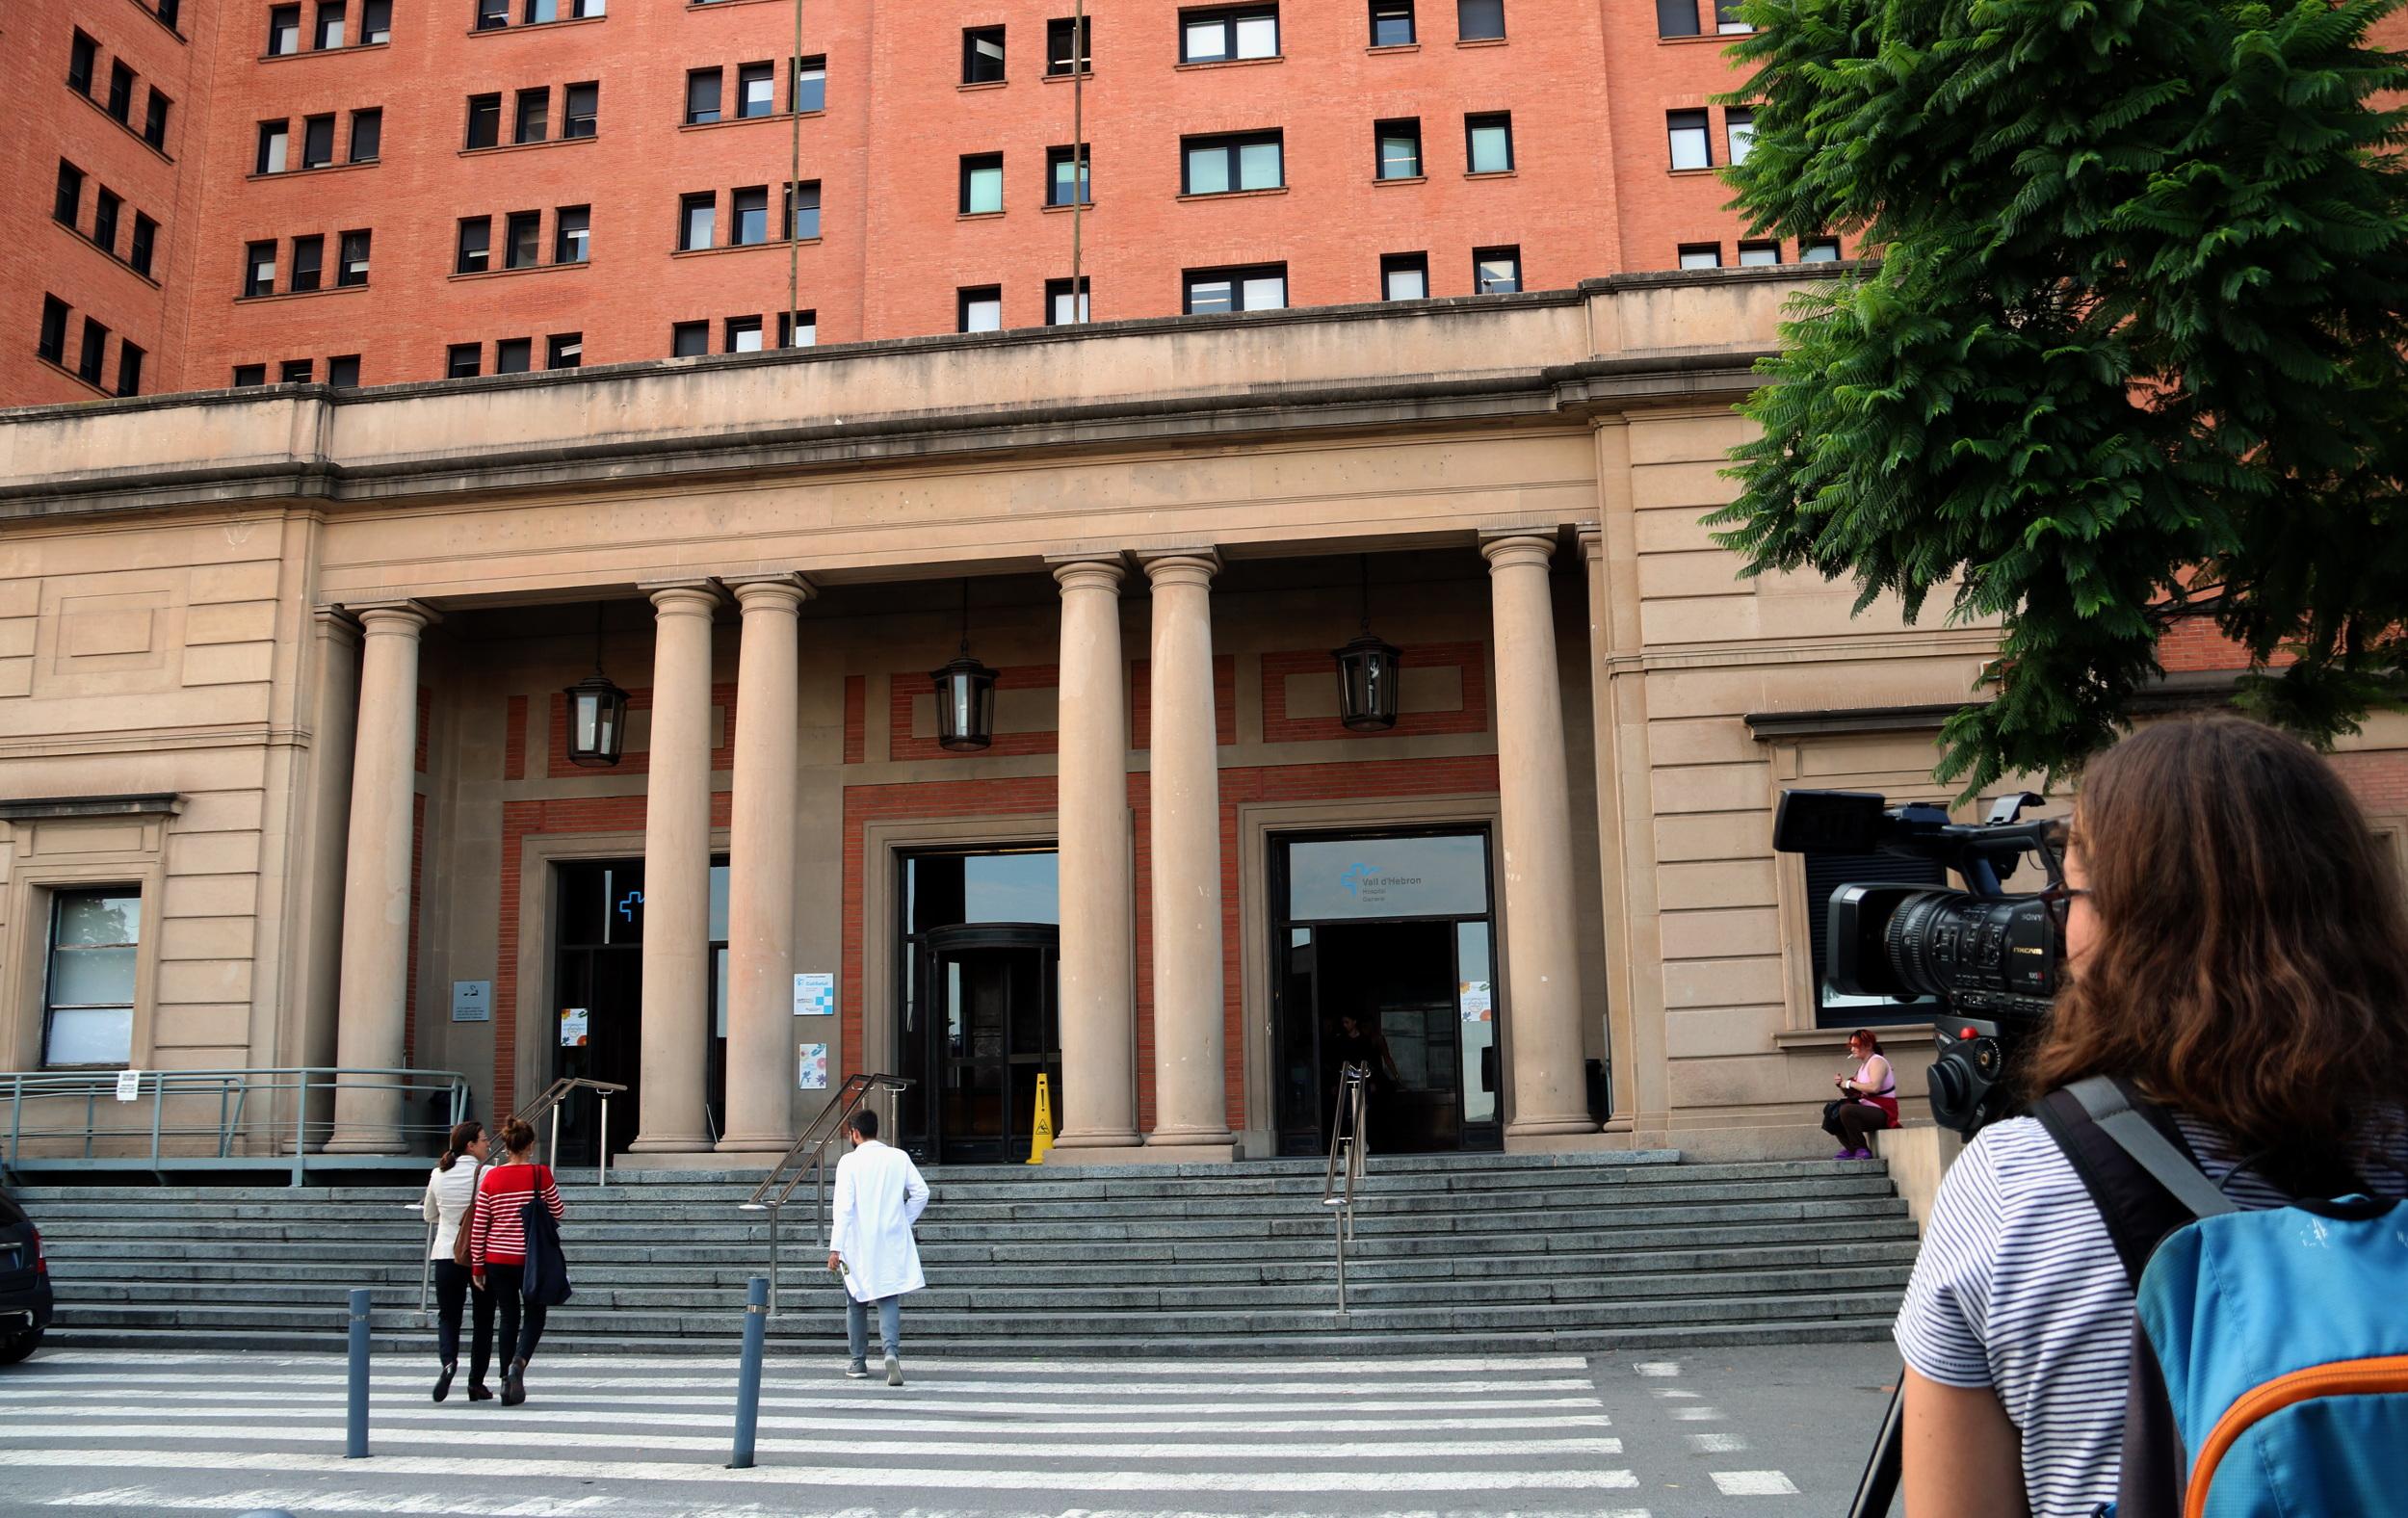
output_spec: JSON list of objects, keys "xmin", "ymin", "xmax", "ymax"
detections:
[{"xmin": 10, "ymin": 0, "xmax": 1804, "ymax": 404}]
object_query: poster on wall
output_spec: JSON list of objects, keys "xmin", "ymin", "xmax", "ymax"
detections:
[
  {"xmin": 1458, "ymin": 981, "xmax": 1493, "ymax": 1023},
  {"xmin": 451, "ymin": 981, "xmax": 491, "ymax": 1023},
  {"xmin": 798, "ymin": 1042, "xmax": 829, "ymax": 1090},
  {"xmin": 793, "ymin": 971, "xmax": 834, "ymax": 1016},
  {"xmin": 560, "ymin": 1008, "xmax": 590, "ymax": 1047}
]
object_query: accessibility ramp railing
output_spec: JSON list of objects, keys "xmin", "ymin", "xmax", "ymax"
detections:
[
  {"xmin": 1321, "ymin": 1060, "xmax": 1373, "ymax": 1320},
  {"xmin": 737, "ymin": 1072, "xmax": 914, "ymax": 1316}
]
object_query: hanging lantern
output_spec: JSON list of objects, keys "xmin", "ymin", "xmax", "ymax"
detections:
[
  {"xmin": 1333, "ymin": 555, "xmax": 1401, "ymax": 732},
  {"xmin": 563, "ymin": 602, "xmax": 629, "ymax": 768},
  {"xmin": 930, "ymin": 579, "xmax": 998, "ymax": 752}
]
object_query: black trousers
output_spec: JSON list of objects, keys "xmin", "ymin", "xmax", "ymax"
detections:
[
  {"xmin": 482, "ymin": 1262, "xmax": 548, "ymax": 1366},
  {"xmin": 432, "ymin": 1259, "xmax": 496, "ymax": 1382},
  {"xmin": 1823, "ymin": 1101, "xmax": 1891, "ymax": 1148}
]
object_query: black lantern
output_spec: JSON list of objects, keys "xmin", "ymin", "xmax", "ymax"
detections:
[
  {"xmin": 1333, "ymin": 555, "xmax": 1401, "ymax": 732},
  {"xmin": 563, "ymin": 601, "xmax": 630, "ymax": 768},
  {"xmin": 930, "ymin": 579, "xmax": 998, "ymax": 752}
]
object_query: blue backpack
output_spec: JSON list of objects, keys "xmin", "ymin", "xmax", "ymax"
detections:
[{"xmin": 2036, "ymin": 1076, "xmax": 2408, "ymax": 1518}]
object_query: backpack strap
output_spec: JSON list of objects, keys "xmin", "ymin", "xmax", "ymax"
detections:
[{"xmin": 2034, "ymin": 1075, "xmax": 2232, "ymax": 1290}]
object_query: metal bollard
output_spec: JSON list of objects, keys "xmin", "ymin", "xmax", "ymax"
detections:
[
  {"xmin": 346, "ymin": 1287, "xmax": 372, "ymax": 1458},
  {"xmin": 728, "ymin": 1274, "xmax": 771, "ymax": 1469}
]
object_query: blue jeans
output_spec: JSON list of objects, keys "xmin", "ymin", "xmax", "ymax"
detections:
[{"xmin": 847, "ymin": 1294, "xmax": 902, "ymax": 1363}]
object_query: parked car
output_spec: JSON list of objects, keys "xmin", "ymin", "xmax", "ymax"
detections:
[{"xmin": 0, "ymin": 1189, "xmax": 52, "ymax": 1364}]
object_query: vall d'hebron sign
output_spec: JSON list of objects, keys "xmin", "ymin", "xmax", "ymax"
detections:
[{"xmin": 1340, "ymin": 862, "xmax": 1425, "ymax": 907}]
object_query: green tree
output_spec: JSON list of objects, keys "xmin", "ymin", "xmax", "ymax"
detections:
[{"xmin": 1713, "ymin": 0, "xmax": 2408, "ymax": 795}]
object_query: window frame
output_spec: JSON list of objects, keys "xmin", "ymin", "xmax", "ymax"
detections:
[
  {"xmin": 116, "ymin": 341, "xmax": 144, "ymax": 398},
  {"xmin": 243, "ymin": 239, "xmax": 277, "ymax": 297},
  {"xmin": 446, "ymin": 342, "xmax": 483, "ymax": 378},
  {"xmin": 455, "ymin": 215, "xmax": 491, "ymax": 275},
  {"xmin": 1375, "ymin": 118, "xmax": 1422, "ymax": 180},
  {"xmin": 962, "ymin": 25, "xmax": 1007, "ymax": 84},
  {"xmin": 1456, "ymin": 0, "xmax": 1504, "ymax": 41},
  {"xmin": 290, "ymin": 232, "xmax": 325, "ymax": 291},
  {"xmin": 39, "ymin": 888, "xmax": 144, "ymax": 1070},
  {"xmin": 130, "ymin": 213, "xmax": 158, "ymax": 277},
  {"xmin": 725, "ymin": 315, "xmax": 765, "ymax": 353},
  {"xmin": 786, "ymin": 180, "xmax": 821, "ymax": 240},
  {"xmin": 301, "ymin": 112, "xmax": 337, "ymax": 169},
  {"xmin": 337, "ymin": 228, "xmax": 371, "ymax": 286},
  {"xmin": 1473, "ymin": 244, "xmax": 1521, "ymax": 294},
  {"xmin": 563, "ymin": 81, "xmax": 598, "ymax": 137},
  {"xmin": 76, "ymin": 317, "xmax": 108, "ymax": 386},
  {"xmin": 513, "ymin": 86, "xmax": 551, "ymax": 144},
  {"xmin": 1715, "ymin": 0, "xmax": 1751, "ymax": 34},
  {"xmin": 1676, "ymin": 242, "xmax": 1721, "ymax": 270},
  {"xmin": 315, "ymin": 1, "xmax": 346, "ymax": 49},
  {"xmin": 1046, "ymin": 15, "xmax": 1091, "ymax": 75},
  {"xmin": 104, "ymin": 65, "xmax": 134, "ymax": 125},
  {"xmin": 328, "ymin": 354, "xmax": 361, "ymax": 386},
  {"xmin": 678, "ymin": 191, "xmax": 716, "ymax": 250},
  {"xmin": 1371, "ymin": 0, "xmax": 1415, "ymax": 46},
  {"xmin": 1656, "ymin": 0, "xmax": 1699, "ymax": 37},
  {"xmin": 736, "ymin": 61, "xmax": 775, "ymax": 118},
  {"xmin": 957, "ymin": 284, "xmax": 1004, "ymax": 334},
  {"xmin": 1180, "ymin": 5, "xmax": 1278, "ymax": 64},
  {"xmin": 53, "ymin": 161, "xmax": 84, "ymax": 227},
  {"xmin": 959, "ymin": 153, "xmax": 1005, "ymax": 216},
  {"xmin": 465, "ymin": 93, "xmax": 502, "ymax": 149},
  {"xmin": 256, "ymin": 119, "xmax": 291, "ymax": 174},
  {"xmin": 555, "ymin": 204, "xmax": 589, "ymax": 263},
  {"xmin": 1045, "ymin": 144, "xmax": 1091, "ymax": 206},
  {"xmin": 1182, "ymin": 262, "xmax": 1287, "ymax": 315},
  {"xmin": 92, "ymin": 188, "xmax": 120, "ymax": 253},
  {"xmin": 144, "ymin": 90, "xmax": 172, "ymax": 149},
  {"xmin": 670, "ymin": 320, "xmax": 709, "ymax": 357},
  {"xmin": 1726, "ymin": 107, "xmax": 1755, "ymax": 166},
  {"xmin": 1736, "ymin": 239, "xmax": 1781, "ymax": 267},
  {"xmin": 1044, "ymin": 275, "xmax": 1090, "ymax": 326},
  {"xmin": 232, "ymin": 363, "xmax": 268, "ymax": 387},
  {"xmin": 362, "ymin": 0, "xmax": 391, "ymax": 41},
  {"xmin": 1800, "ymin": 236, "xmax": 1842, "ymax": 263},
  {"xmin": 38, "ymin": 297, "xmax": 71, "ymax": 364},
  {"xmin": 794, "ymin": 55, "xmax": 826, "ymax": 113},
  {"xmin": 731, "ymin": 185, "xmax": 771, "ymax": 245},
  {"xmin": 777, "ymin": 309, "xmax": 817, "ymax": 348},
  {"xmin": 494, "ymin": 337, "xmax": 533, "ymax": 374},
  {"xmin": 279, "ymin": 357, "xmax": 313, "ymax": 384},
  {"xmin": 504, "ymin": 209, "xmax": 541, "ymax": 269},
  {"xmin": 1380, "ymin": 250, "xmax": 1428, "ymax": 301},
  {"xmin": 547, "ymin": 332, "xmax": 583, "ymax": 369},
  {"xmin": 268, "ymin": 5, "xmax": 301, "ymax": 54},
  {"xmin": 1464, "ymin": 111, "xmax": 1513, "ymax": 174},
  {"xmin": 1667, "ymin": 108, "xmax": 1712, "ymax": 170},
  {"xmin": 349, "ymin": 107, "xmax": 381, "ymax": 162},
  {"xmin": 1182, "ymin": 130, "xmax": 1284, "ymax": 195},
  {"xmin": 685, "ymin": 68, "xmax": 721, "ymax": 126},
  {"xmin": 68, "ymin": 31, "xmax": 98, "ymax": 94}
]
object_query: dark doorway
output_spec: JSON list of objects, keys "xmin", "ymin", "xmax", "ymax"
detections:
[{"xmin": 893, "ymin": 848, "xmax": 1060, "ymax": 1165}]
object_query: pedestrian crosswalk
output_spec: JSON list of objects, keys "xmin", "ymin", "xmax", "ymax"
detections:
[{"xmin": 0, "ymin": 1349, "xmax": 1679, "ymax": 1517}]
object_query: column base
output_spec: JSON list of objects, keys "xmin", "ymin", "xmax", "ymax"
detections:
[
  {"xmin": 318, "ymin": 1131, "xmax": 406, "ymax": 1156},
  {"xmin": 1044, "ymin": 1140, "xmax": 1237, "ymax": 1166},
  {"xmin": 1048, "ymin": 1128, "xmax": 1144, "ymax": 1150},
  {"xmin": 715, "ymin": 1134, "xmax": 798, "ymax": 1156},
  {"xmin": 1146, "ymin": 1125, "xmax": 1234, "ymax": 1148},
  {"xmin": 1505, "ymin": 1112, "xmax": 1602, "ymax": 1139},
  {"xmin": 625, "ymin": 1132, "xmax": 716, "ymax": 1154}
]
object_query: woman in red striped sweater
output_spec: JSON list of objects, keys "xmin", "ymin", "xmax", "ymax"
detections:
[{"xmin": 468, "ymin": 1116, "xmax": 566, "ymax": 1406}]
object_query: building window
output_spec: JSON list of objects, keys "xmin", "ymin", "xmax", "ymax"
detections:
[
  {"xmin": 291, "ymin": 233, "xmax": 325, "ymax": 291},
  {"xmin": 960, "ymin": 153, "xmax": 1004, "ymax": 215},
  {"xmin": 1457, "ymin": 0, "xmax": 1504, "ymax": 40},
  {"xmin": 316, "ymin": 2, "xmax": 346, "ymax": 48},
  {"xmin": 268, "ymin": 4, "xmax": 301, "ymax": 52},
  {"xmin": 68, "ymin": 31, "xmax": 97, "ymax": 93},
  {"xmin": 475, "ymin": 0, "xmax": 506, "ymax": 29},
  {"xmin": 349, "ymin": 108, "xmax": 381, "ymax": 162},
  {"xmin": 777, "ymin": 309, "xmax": 816, "ymax": 347},
  {"xmin": 338, "ymin": 228, "xmax": 371, "ymax": 285},
  {"xmin": 1371, "ymin": 1, "xmax": 1415, "ymax": 45},
  {"xmin": 1182, "ymin": 6, "xmax": 1277, "ymax": 63},
  {"xmin": 963, "ymin": 25, "xmax": 1006, "ymax": 84},
  {"xmin": 53, "ymin": 161, "xmax": 83, "ymax": 226},
  {"xmin": 328, "ymin": 353, "xmax": 360, "ymax": 386},
  {"xmin": 732, "ymin": 185, "xmax": 770, "ymax": 244},
  {"xmin": 795, "ymin": 56, "xmax": 826, "ymax": 112},
  {"xmin": 1184, "ymin": 131, "xmax": 1282, "ymax": 194},
  {"xmin": 1046, "ymin": 16, "xmax": 1091, "ymax": 75},
  {"xmin": 159, "ymin": 0, "xmax": 182, "ymax": 27},
  {"xmin": 1677, "ymin": 242, "xmax": 1720, "ymax": 269},
  {"xmin": 556, "ymin": 204, "xmax": 589, "ymax": 262},
  {"xmin": 957, "ymin": 285, "xmax": 1003, "ymax": 333},
  {"xmin": 787, "ymin": 180, "xmax": 821, "ymax": 239},
  {"xmin": 679, "ymin": 192, "xmax": 715, "ymax": 250},
  {"xmin": 526, "ymin": 0, "xmax": 557, "ymax": 23},
  {"xmin": 38, "ymin": 296, "xmax": 70, "ymax": 364},
  {"xmin": 144, "ymin": 91, "xmax": 171, "ymax": 149},
  {"xmin": 117, "ymin": 341, "xmax": 144, "ymax": 396},
  {"xmin": 737, "ymin": 61, "xmax": 774, "ymax": 118},
  {"xmin": 1716, "ymin": 0, "xmax": 1750, "ymax": 32},
  {"xmin": 280, "ymin": 357, "xmax": 313, "ymax": 382},
  {"xmin": 514, "ymin": 87, "xmax": 550, "ymax": 144},
  {"xmin": 41, "ymin": 890, "xmax": 141, "ymax": 1067},
  {"xmin": 362, "ymin": 0, "xmax": 391, "ymax": 41},
  {"xmin": 77, "ymin": 317, "xmax": 108, "ymax": 384},
  {"xmin": 1657, "ymin": 0, "xmax": 1699, "ymax": 36},
  {"xmin": 301, "ymin": 114, "xmax": 336, "ymax": 169},
  {"xmin": 256, "ymin": 121, "xmax": 289, "ymax": 173},
  {"xmin": 1667, "ymin": 109, "xmax": 1711, "ymax": 170},
  {"xmin": 563, "ymin": 81, "xmax": 598, "ymax": 137},
  {"xmin": 1737, "ymin": 239, "xmax": 1780, "ymax": 267},
  {"xmin": 1046, "ymin": 145, "xmax": 1091, "ymax": 206},
  {"xmin": 244, "ymin": 240, "xmax": 276, "ymax": 296},
  {"xmin": 1381, "ymin": 250, "xmax": 1428, "ymax": 301},
  {"xmin": 1464, "ymin": 112, "xmax": 1513, "ymax": 173},
  {"xmin": 1184, "ymin": 262, "xmax": 1285, "ymax": 314},
  {"xmin": 495, "ymin": 337, "xmax": 533, "ymax": 373},
  {"xmin": 505, "ymin": 209, "xmax": 540, "ymax": 268},
  {"xmin": 92, "ymin": 188, "xmax": 120, "ymax": 253},
  {"xmin": 1376, "ymin": 118, "xmax": 1421, "ymax": 179},
  {"xmin": 1727, "ymin": 107, "xmax": 1755, "ymax": 166},
  {"xmin": 685, "ymin": 69, "xmax": 721, "ymax": 125},
  {"xmin": 671, "ymin": 321, "xmax": 709, "ymax": 357},
  {"xmin": 1801, "ymin": 236, "xmax": 1841, "ymax": 262},
  {"xmin": 725, "ymin": 315, "xmax": 765, "ymax": 353},
  {"xmin": 547, "ymin": 332, "xmax": 582, "ymax": 368},
  {"xmin": 1045, "ymin": 275, "xmax": 1089, "ymax": 326},
  {"xmin": 447, "ymin": 343, "xmax": 482, "ymax": 377},
  {"xmin": 232, "ymin": 363, "xmax": 267, "ymax": 386},
  {"xmin": 455, "ymin": 217, "xmax": 490, "ymax": 274},
  {"xmin": 466, "ymin": 93, "xmax": 501, "ymax": 148},
  {"xmin": 130, "ymin": 214, "xmax": 158, "ymax": 277},
  {"xmin": 1474, "ymin": 244, "xmax": 1520, "ymax": 293}
]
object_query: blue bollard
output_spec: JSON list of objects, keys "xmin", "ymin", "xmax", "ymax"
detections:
[
  {"xmin": 728, "ymin": 1274, "xmax": 770, "ymax": 1469},
  {"xmin": 346, "ymin": 1287, "xmax": 371, "ymax": 1459}
]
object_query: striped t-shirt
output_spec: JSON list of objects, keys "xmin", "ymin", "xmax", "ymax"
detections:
[
  {"xmin": 1895, "ymin": 1110, "xmax": 2408, "ymax": 1517},
  {"xmin": 469, "ymin": 1163, "xmax": 564, "ymax": 1268}
]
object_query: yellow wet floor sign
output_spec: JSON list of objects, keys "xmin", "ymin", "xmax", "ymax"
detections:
[{"xmin": 1026, "ymin": 1072, "xmax": 1055, "ymax": 1165}]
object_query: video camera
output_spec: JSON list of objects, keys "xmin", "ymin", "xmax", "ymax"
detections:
[{"xmin": 1772, "ymin": 788, "xmax": 2064, "ymax": 1138}]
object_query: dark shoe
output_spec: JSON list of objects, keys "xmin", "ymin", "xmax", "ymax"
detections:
[
  {"xmin": 884, "ymin": 1355, "xmax": 903, "ymax": 1387},
  {"xmin": 501, "ymin": 1359, "xmax": 526, "ymax": 1407},
  {"xmin": 844, "ymin": 1360, "xmax": 870, "ymax": 1379},
  {"xmin": 467, "ymin": 1381, "xmax": 495, "ymax": 1402},
  {"xmin": 433, "ymin": 1362, "xmax": 456, "ymax": 1403}
]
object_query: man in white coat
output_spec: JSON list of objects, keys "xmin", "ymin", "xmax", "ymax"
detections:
[{"xmin": 826, "ymin": 1108, "xmax": 929, "ymax": 1385}]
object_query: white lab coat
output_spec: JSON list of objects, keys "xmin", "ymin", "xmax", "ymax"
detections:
[{"xmin": 827, "ymin": 1138, "xmax": 929, "ymax": 1303}]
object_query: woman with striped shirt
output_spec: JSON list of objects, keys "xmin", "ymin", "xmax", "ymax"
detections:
[
  {"xmin": 1895, "ymin": 718, "xmax": 2408, "ymax": 1516},
  {"xmin": 469, "ymin": 1116, "xmax": 566, "ymax": 1407}
]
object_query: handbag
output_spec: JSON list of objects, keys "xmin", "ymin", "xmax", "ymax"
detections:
[
  {"xmin": 519, "ymin": 1166, "xmax": 574, "ymax": 1307},
  {"xmin": 450, "ymin": 1159, "xmax": 486, "ymax": 1268}
]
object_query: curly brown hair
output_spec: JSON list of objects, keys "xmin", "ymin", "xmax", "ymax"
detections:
[{"xmin": 2026, "ymin": 717, "xmax": 2408, "ymax": 1183}]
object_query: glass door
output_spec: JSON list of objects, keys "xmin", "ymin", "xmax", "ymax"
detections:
[{"xmin": 917, "ymin": 925, "xmax": 1060, "ymax": 1164}]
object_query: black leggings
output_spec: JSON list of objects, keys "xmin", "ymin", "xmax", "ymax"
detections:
[
  {"xmin": 1824, "ymin": 1101, "xmax": 1891, "ymax": 1148},
  {"xmin": 432, "ymin": 1260, "xmax": 497, "ymax": 1382},
  {"xmin": 482, "ymin": 1263, "xmax": 548, "ymax": 1367}
]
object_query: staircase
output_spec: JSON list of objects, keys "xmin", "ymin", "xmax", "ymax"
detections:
[{"xmin": 13, "ymin": 1150, "xmax": 1918, "ymax": 1357}]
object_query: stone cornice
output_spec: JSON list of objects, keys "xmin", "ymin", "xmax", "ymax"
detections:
[{"xmin": 0, "ymin": 793, "xmax": 185, "ymax": 822}]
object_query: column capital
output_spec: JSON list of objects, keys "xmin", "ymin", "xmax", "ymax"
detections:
[
  {"xmin": 1139, "ymin": 549, "xmax": 1220, "ymax": 589},
  {"xmin": 642, "ymin": 580, "xmax": 723, "ymax": 616},
  {"xmin": 311, "ymin": 606, "xmax": 363, "ymax": 643},
  {"xmin": 1049, "ymin": 553, "xmax": 1129, "ymax": 593},
  {"xmin": 1479, "ymin": 530, "xmax": 1557, "ymax": 571},
  {"xmin": 1574, "ymin": 524, "xmax": 1607, "ymax": 562},
  {"xmin": 344, "ymin": 599, "xmax": 440, "ymax": 635},
  {"xmin": 723, "ymin": 571, "xmax": 817, "ymax": 611}
]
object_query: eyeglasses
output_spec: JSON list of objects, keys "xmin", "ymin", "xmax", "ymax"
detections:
[{"xmin": 2036, "ymin": 878, "xmax": 2090, "ymax": 933}]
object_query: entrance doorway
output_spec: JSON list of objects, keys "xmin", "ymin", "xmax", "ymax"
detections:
[
  {"xmin": 1271, "ymin": 830, "xmax": 1502, "ymax": 1157},
  {"xmin": 893, "ymin": 849, "xmax": 1061, "ymax": 1164}
]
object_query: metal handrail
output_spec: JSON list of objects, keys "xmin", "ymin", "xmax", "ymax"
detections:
[
  {"xmin": 1321, "ymin": 1061, "xmax": 1372, "ymax": 1318},
  {"xmin": 1, "ymin": 1065, "xmax": 470, "ymax": 1186},
  {"xmin": 509, "ymin": 1076, "xmax": 629, "ymax": 1189},
  {"xmin": 737, "ymin": 1072, "xmax": 914, "ymax": 1316}
]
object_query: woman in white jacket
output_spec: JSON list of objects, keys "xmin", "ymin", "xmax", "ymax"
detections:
[{"xmin": 422, "ymin": 1119, "xmax": 493, "ymax": 1401}]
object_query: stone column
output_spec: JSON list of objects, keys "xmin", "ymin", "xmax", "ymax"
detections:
[
  {"xmin": 628, "ymin": 582, "xmax": 720, "ymax": 1155},
  {"xmin": 1047, "ymin": 554, "xmax": 1140, "ymax": 1151},
  {"xmin": 718, "ymin": 574, "xmax": 813, "ymax": 1156},
  {"xmin": 294, "ymin": 610, "xmax": 360, "ymax": 1147},
  {"xmin": 325, "ymin": 601, "xmax": 437, "ymax": 1153},
  {"xmin": 1480, "ymin": 533, "xmax": 1599, "ymax": 1139},
  {"xmin": 1140, "ymin": 551, "xmax": 1233, "ymax": 1152}
]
